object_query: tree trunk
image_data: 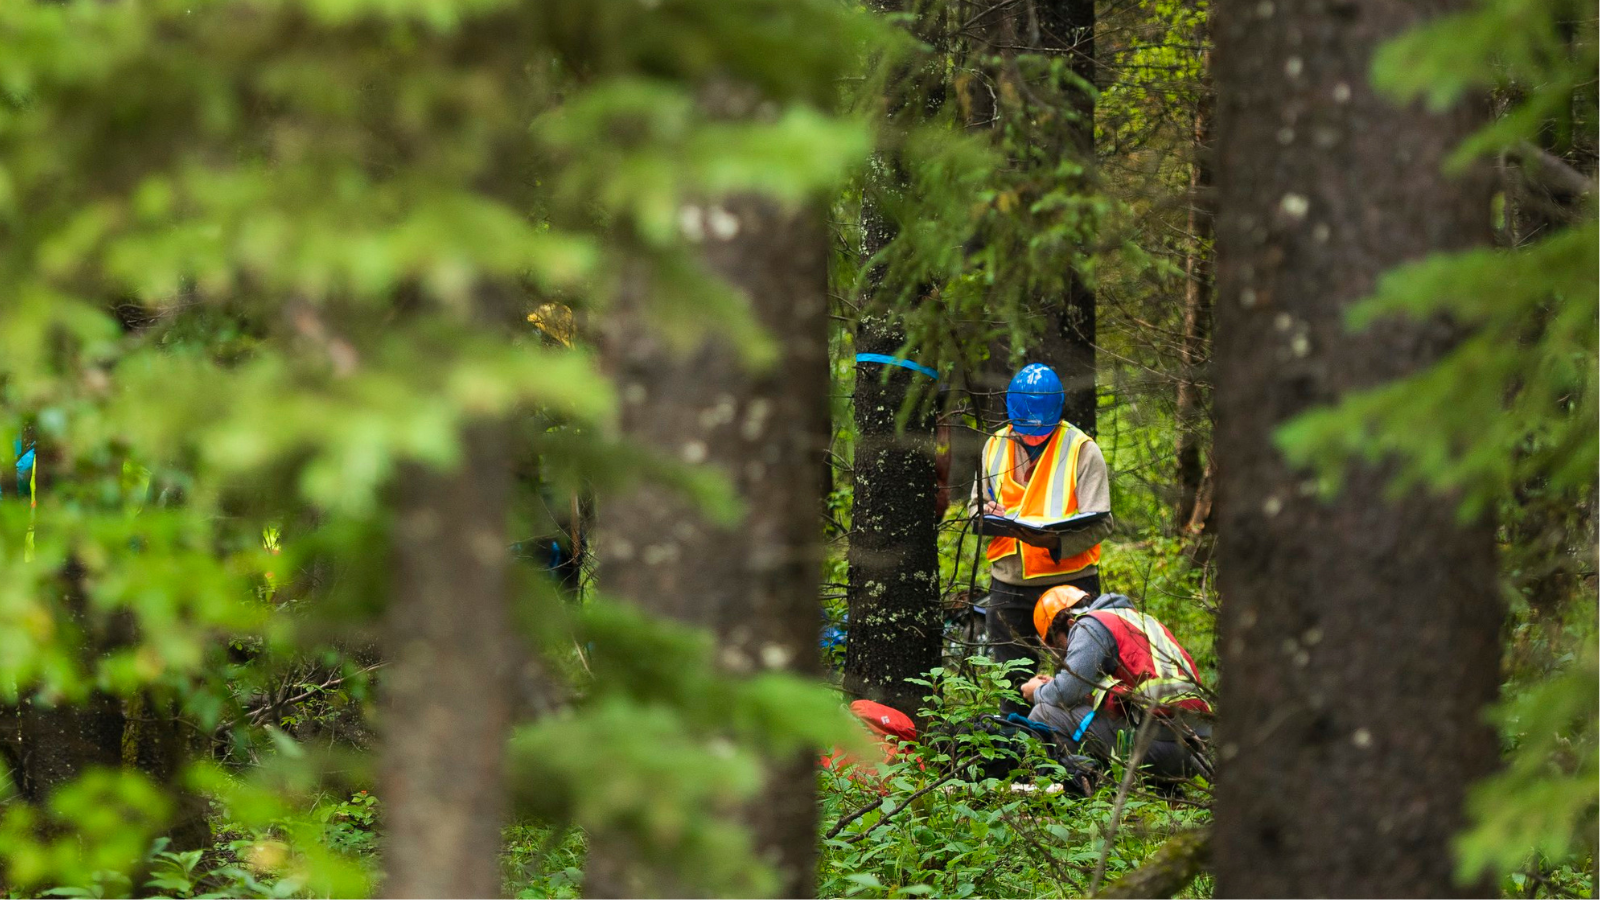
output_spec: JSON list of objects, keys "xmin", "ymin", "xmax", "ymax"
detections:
[
  {"xmin": 1209, "ymin": 0, "xmax": 1502, "ymax": 895},
  {"xmin": 964, "ymin": 0, "xmax": 1097, "ymax": 433},
  {"xmin": 1038, "ymin": 0, "xmax": 1098, "ymax": 436},
  {"xmin": 843, "ymin": 315, "xmax": 942, "ymax": 719},
  {"xmin": 0, "ymin": 696, "xmax": 123, "ymax": 802},
  {"xmin": 588, "ymin": 197, "xmax": 830, "ymax": 898},
  {"xmin": 1175, "ymin": 80, "xmax": 1214, "ymax": 533},
  {"xmin": 0, "ymin": 500, "xmax": 208, "ymax": 855},
  {"xmin": 380, "ymin": 421, "xmax": 513, "ymax": 899}
]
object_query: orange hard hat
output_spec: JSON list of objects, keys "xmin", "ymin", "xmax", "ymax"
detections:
[{"xmin": 1033, "ymin": 584, "xmax": 1091, "ymax": 640}]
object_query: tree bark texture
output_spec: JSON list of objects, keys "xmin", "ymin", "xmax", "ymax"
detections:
[
  {"xmin": 961, "ymin": 0, "xmax": 1098, "ymax": 435},
  {"xmin": 1037, "ymin": 0, "xmax": 1099, "ymax": 436},
  {"xmin": 1175, "ymin": 81, "xmax": 1215, "ymax": 534},
  {"xmin": 1097, "ymin": 828, "xmax": 1211, "ymax": 899},
  {"xmin": 1210, "ymin": 0, "xmax": 1503, "ymax": 896},
  {"xmin": 590, "ymin": 197, "xmax": 830, "ymax": 898},
  {"xmin": 0, "ymin": 561, "xmax": 207, "ymax": 851},
  {"xmin": 0, "ymin": 561, "xmax": 124, "ymax": 805},
  {"xmin": 0, "ymin": 695, "xmax": 123, "ymax": 802},
  {"xmin": 844, "ymin": 316, "xmax": 942, "ymax": 720},
  {"xmin": 380, "ymin": 421, "xmax": 513, "ymax": 899}
]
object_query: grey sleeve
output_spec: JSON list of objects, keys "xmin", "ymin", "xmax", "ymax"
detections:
[
  {"xmin": 1036, "ymin": 617, "xmax": 1117, "ymax": 709},
  {"xmin": 1055, "ymin": 439, "xmax": 1114, "ymax": 558}
]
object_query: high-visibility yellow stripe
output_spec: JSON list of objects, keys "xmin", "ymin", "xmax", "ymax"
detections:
[
  {"xmin": 1088, "ymin": 609, "xmax": 1204, "ymax": 711},
  {"xmin": 1043, "ymin": 428, "xmax": 1074, "ymax": 517},
  {"xmin": 982, "ymin": 433, "xmax": 1009, "ymax": 505},
  {"xmin": 1001, "ymin": 423, "xmax": 1084, "ymax": 525},
  {"xmin": 1097, "ymin": 608, "xmax": 1196, "ymax": 681},
  {"xmin": 984, "ymin": 423, "xmax": 1099, "ymax": 578}
]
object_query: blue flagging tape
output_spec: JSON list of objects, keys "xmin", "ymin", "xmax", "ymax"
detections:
[
  {"xmin": 1071, "ymin": 709, "xmax": 1097, "ymax": 743},
  {"xmin": 854, "ymin": 353, "xmax": 939, "ymax": 380}
]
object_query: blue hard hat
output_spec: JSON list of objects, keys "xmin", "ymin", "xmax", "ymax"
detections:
[{"xmin": 1006, "ymin": 364, "xmax": 1064, "ymax": 436}]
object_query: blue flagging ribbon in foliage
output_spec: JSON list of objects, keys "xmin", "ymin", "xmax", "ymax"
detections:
[
  {"xmin": 854, "ymin": 353, "xmax": 939, "ymax": 380},
  {"xmin": 7, "ymin": 438, "xmax": 34, "ymax": 500}
]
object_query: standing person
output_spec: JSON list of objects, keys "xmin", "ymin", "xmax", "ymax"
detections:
[{"xmin": 973, "ymin": 363, "xmax": 1113, "ymax": 714}]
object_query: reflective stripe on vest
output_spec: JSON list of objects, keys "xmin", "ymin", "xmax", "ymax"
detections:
[
  {"xmin": 981, "ymin": 423, "xmax": 1101, "ymax": 579},
  {"xmin": 1084, "ymin": 608, "xmax": 1211, "ymax": 714}
]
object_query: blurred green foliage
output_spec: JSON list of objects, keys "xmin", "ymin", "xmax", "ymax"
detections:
[{"xmin": 0, "ymin": 0, "xmax": 880, "ymax": 894}]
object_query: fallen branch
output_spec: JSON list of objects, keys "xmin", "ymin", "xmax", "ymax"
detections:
[
  {"xmin": 1508, "ymin": 141, "xmax": 1596, "ymax": 200},
  {"xmin": 822, "ymin": 790, "xmax": 891, "ymax": 841},
  {"xmin": 247, "ymin": 663, "xmax": 383, "ymax": 726},
  {"xmin": 1095, "ymin": 828, "xmax": 1211, "ymax": 899}
]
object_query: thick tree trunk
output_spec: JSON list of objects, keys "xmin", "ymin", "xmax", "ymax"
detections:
[
  {"xmin": 126, "ymin": 693, "xmax": 210, "ymax": 852},
  {"xmin": 0, "ymin": 512, "xmax": 208, "ymax": 855},
  {"xmin": 0, "ymin": 696, "xmax": 123, "ymax": 802},
  {"xmin": 961, "ymin": 0, "xmax": 1097, "ymax": 437},
  {"xmin": 1209, "ymin": 0, "xmax": 1502, "ymax": 895},
  {"xmin": 1175, "ymin": 85, "xmax": 1214, "ymax": 533},
  {"xmin": 381, "ymin": 421, "xmax": 513, "ymax": 899},
  {"xmin": 589, "ymin": 197, "xmax": 830, "ymax": 898},
  {"xmin": 843, "ymin": 315, "xmax": 942, "ymax": 719}
]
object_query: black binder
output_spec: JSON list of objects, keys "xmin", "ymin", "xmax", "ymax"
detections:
[{"xmin": 977, "ymin": 510, "xmax": 1109, "ymax": 545}]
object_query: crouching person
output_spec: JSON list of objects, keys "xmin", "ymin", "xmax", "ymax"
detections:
[{"xmin": 1021, "ymin": 585, "xmax": 1212, "ymax": 784}]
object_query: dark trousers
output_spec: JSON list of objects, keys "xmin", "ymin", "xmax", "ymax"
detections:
[
  {"xmin": 1027, "ymin": 701, "xmax": 1212, "ymax": 783},
  {"xmin": 985, "ymin": 571, "xmax": 1101, "ymax": 715}
]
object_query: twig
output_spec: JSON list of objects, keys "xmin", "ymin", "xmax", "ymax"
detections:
[
  {"xmin": 244, "ymin": 663, "xmax": 384, "ymax": 727},
  {"xmin": 1089, "ymin": 713, "xmax": 1158, "ymax": 896},
  {"xmin": 824, "ymin": 789, "xmax": 894, "ymax": 841},
  {"xmin": 839, "ymin": 771, "xmax": 964, "ymax": 844},
  {"xmin": 997, "ymin": 808, "xmax": 1083, "ymax": 895},
  {"xmin": 824, "ymin": 754, "xmax": 976, "ymax": 842}
]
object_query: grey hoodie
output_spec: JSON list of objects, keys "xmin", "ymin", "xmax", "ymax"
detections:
[{"xmin": 1034, "ymin": 593, "xmax": 1133, "ymax": 709}]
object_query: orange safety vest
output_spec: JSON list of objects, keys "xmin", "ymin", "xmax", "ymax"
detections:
[{"xmin": 980, "ymin": 422, "xmax": 1101, "ymax": 579}]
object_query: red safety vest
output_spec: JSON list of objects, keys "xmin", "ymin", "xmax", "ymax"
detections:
[
  {"xmin": 980, "ymin": 422, "xmax": 1101, "ymax": 579},
  {"xmin": 1082, "ymin": 608, "xmax": 1211, "ymax": 715}
]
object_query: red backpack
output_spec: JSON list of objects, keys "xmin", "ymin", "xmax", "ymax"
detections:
[{"xmin": 821, "ymin": 700, "xmax": 919, "ymax": 778}]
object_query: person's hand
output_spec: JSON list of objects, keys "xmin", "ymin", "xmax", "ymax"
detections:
[
  {"xmin": 1020, "ymin": 532, "xmax": 1062, "ymax": 555},
  {"xmin": 982, "ymin": 500, "xmax": 1006, "ymax": 517},
  {"xmin": 1021, "ymin": 673, "xmax": 1051, "ymax": 703}
]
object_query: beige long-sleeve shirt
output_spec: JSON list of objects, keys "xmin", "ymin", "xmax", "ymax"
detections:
[{"xmin": 970, "ymin": 435, "xmax": 1114, "ymax": 587}]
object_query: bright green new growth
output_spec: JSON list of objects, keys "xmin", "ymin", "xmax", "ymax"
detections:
[{"xmin": 0, "ymin": 0, "xmax": 880, "ymax": 893}]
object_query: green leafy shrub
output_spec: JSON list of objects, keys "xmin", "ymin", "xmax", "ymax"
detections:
[{"xmin": 818, "ymin": 661, "xmax": 1211, "ymax": 899}]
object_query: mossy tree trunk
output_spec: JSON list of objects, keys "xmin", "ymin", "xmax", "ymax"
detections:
[{"xmin": 843, "ymin": 314, "xmax": 942, "ymax": 719}]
